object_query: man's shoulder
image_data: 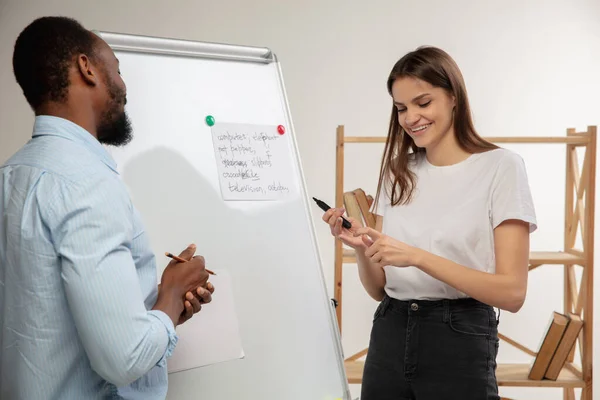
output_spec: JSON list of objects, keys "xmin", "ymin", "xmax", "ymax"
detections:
[
  {"xmin": 4, "ymin": 135, "xmax": 113, "ymax": 186},
  {"xmin": 3, "ymin": 138, "xmax": 125, "ymax": 202}
]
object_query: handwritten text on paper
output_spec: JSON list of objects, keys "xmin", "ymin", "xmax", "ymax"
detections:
[{"xmin": 211, "ymin": 122, "xmax": 296, "ymax": 200}]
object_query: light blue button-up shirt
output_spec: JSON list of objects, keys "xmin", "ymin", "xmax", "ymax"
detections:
[{"xmin": 0, "ymin": 116, "xmax": 178, "ymax": 399}]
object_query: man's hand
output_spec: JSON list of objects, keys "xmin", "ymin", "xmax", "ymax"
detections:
[
  {"xmin": 178, "ymin": 281, "xmax": 215, "ymax": 325},
  {"xmin": 152, "ymin": 244, "xmax": 211, "ymax": 326}
]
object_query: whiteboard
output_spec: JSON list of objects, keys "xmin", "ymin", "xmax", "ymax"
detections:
[{"xmin": 98, "ymin": 32, "xmax": 350, "ymax": 400}]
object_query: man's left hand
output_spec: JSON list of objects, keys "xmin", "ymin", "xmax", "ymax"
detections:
[{"xmin": 177, "ymin": 281, "xmax": 215, "ymax": 326}]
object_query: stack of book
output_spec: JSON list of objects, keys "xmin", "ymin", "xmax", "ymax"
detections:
[{"xmin": 528, "ymin": 311, "xmax": 584, "ymax": 380}]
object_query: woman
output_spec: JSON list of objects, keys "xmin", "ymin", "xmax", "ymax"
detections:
[{"xmin": 322, "ymin": 46, "xmax": 537, "ymax": 400}]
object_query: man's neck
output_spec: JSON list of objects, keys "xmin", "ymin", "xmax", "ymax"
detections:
[{"xmin": 35, "ymin": 102, "xmax": 98, "ymax": 139}]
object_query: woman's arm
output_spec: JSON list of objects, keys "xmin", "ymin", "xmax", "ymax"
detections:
[
  {"xmin": 355, "ymin": 218, "xmax": 530, "ymax": 312},
  {"xmin": 355, "ymin": 247, "xmax": 386, "ymax": 301},
  {"xmin": 415, "ymin": 219, "xmax": 530, "ymax": 312}
]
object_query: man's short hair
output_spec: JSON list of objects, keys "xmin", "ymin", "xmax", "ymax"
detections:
[{"xmin": 12, "ymin": 16, "xmax": 98, "ymax": 110}]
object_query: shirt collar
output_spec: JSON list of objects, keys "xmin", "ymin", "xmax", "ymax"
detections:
[{"xmin": 32, "ymin": 115, "xmax": 119, "ymax": 173}]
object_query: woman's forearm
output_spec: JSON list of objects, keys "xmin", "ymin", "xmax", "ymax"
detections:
[
  {"xmin": 415, "ymin": 249, "xmax": 527, "ymax": 312},
  {"xmin": 355, "ymin": 248, "xmax": 386, "ymax": 301}
]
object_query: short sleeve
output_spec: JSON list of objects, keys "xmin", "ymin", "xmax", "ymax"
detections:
[
  {"xmin": 374, "ymin": 187, "xmax": 387, "ymax": 217},
  {"xmin": 490, "ymin": 152, "xmax": 538, "ymax": 233}
]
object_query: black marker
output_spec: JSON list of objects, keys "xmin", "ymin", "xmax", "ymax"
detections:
[{"xmin": 312, "ymin": 197, "xmax": 352, "ymax": 229}]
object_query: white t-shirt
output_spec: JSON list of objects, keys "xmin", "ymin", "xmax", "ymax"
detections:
[{"xmin": 377, "ymin": 148, "xmax": 537, "ymax": 300}]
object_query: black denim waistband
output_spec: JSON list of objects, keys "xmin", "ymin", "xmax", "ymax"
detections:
[
  {"xmin": 379, "ymin": 294, "xmax": 499, "ymax": 323},
  {"xmin": 385, "ymin": 295, "xmax": 490, "ymax": 310}
]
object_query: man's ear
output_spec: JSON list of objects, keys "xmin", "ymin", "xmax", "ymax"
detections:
[{"xmin": 76, "ymin": 54, "xmax": 98, "ymax": 86}]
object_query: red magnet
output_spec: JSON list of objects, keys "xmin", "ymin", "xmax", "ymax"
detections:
[{"xmin": 277, "ymin": 125, "xmax": 285, "ymax": 135}]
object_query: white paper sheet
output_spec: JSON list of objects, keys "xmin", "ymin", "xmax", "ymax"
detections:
[
  {"xmin": 167, "ymin": 270, "xmax": 244, "ymax": 373},
  {"xmin": 210, "ymin": 122, "xmax": 297, "ymax": 201}
]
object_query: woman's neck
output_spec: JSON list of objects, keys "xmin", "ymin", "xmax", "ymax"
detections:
[{"xmin": 425, "ymin": 129, "xmax": 471, "ymax": 167}]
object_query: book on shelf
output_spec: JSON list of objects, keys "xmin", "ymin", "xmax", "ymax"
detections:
[
  {"xmin": 528, "ymin": 311, "xmax": 569, "ymax": 380},
  {"xmin": 544, "ymin": 313, "xmax": 583, "ymax": 380},
  {"xmin": 343, "ymin": 191, "xmax": 363, "ymax": 227},
  {"xmin": 528, "ymin": 311, "xmax": 583, "ymax": 380},
  {"xmin": 352, "ymin": 188, "xmax": 376, "ymax": 228}
]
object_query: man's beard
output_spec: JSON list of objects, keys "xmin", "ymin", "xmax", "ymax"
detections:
[
  {"xmin": 97, "ymin": 77, "xmax": 133, "ymax": 147},
  {"xmin": 97, "ymin": 110, "xmax": 132, "ymax": 147}
]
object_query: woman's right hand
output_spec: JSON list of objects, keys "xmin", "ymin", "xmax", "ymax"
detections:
[{"xmin": 322, "ymin": 207, "xmax": 373, "ymax": 250}]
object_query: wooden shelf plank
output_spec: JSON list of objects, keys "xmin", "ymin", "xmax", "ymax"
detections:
[
  {"xmin": 344, "ymin": 361, "xmax": 584, "ymax": 388},
  {"xmin": 529, "ymin": 251, "xmax": 584, "ymax": 266},
  {"xmin": 343, "ymin": 136, "xmax": 386, "ymax": 143},
  {"xmin": 342, "ymin": 136, "xmax": 590, "ymax": 145},
  {"xmin": 342, "ymin": 249, "xmax": 356, "ymax": 263},
  {"xmin": 496, "ymin": 364, "xmax": 584, "ymax": 388},
  {"xmin": 486, "ymin": 137, "xmax": 589, "ymax": 145},
  {"xmin": 342, "ymin": 250, "xmax": 584, "ymax": 266},
  {"xmin": 344, "ymin": 360, "xmax": 364, "ymax": 384}
]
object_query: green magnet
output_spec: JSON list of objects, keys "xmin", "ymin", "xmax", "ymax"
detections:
[{"xmin": 205, "ymin": 115, "xmax": 215, "ymax": 126}]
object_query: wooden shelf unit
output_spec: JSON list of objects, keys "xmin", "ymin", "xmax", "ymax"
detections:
[
  {"xmin": 333, "ymin": 125, "xmax": 596, "ymax": 399},
  {"xmin": 344, "ymin": 361, "xmax": 584, "ymax": 388}
]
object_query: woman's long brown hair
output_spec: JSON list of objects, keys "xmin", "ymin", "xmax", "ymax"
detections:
[{"xmin": 374, "ymin": 46, "xmax": 498, "ymax": 211}]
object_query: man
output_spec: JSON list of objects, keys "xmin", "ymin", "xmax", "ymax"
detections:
[{"xmin": 0, "ymin": 16, "xmax": 213, "ymax": 399}]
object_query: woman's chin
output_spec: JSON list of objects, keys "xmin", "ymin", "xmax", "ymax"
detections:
[{"xmin": 411, "ymin": 135, "xmax": 431, "ymax": 149}]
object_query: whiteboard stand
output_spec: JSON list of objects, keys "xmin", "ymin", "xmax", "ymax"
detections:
[{"xmin": 98, "ymin": 31, "xmax": 352, "ymax": 400}]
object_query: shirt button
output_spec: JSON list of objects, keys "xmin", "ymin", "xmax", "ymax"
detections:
[{"xmin": 411, "ymin": 303, "xmax": 419, "ymax": 311}]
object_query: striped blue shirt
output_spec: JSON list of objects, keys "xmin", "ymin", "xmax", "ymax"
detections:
[{"xmin": 0, "ymin": 116, "xmax": 178, "ymax": 399}]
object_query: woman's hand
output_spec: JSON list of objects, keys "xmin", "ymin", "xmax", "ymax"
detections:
[
  {"xmin": 354, "ymin": 227, "xmax": 420, "ymax": 268},
  {"xmin": 322, "ymin": 207, "xmax": 373, "ymax": 250}
]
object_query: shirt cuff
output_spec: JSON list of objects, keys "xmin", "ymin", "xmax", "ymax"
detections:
[{"xmin": 148, "ymin": 310, "xmax": 178, "ymax": 366}]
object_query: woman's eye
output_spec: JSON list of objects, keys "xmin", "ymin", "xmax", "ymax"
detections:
[{"xmin": 419, "ymin": 101, "xmax": 431, "ymax": 108}]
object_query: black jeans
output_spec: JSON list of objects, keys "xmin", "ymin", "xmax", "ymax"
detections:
[{"xmin": 361, "ymin": 295, "xmax": 500, "ymax": 400}]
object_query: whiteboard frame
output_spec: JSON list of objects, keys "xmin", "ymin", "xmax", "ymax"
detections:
[
  {"xmin": 97, "ymin": 31, "xmax": 351, "ymax": 400},
  {"xmin": 97, "ymin": 31, "xmax": 274, "ymax": 63}
]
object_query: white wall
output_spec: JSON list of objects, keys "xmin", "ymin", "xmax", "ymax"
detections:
[{"xmin": 2, "ymin": 1, "xmax": 600, "ymax": 399}]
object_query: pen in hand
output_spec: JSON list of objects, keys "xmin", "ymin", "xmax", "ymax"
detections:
[
  {"xmin": 165, "ymin": 252, "xmax": 216, "ymax": 275},
  {"xmin": 312, "ymin": 197, "xmax": 352, "ymax": 229}
]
